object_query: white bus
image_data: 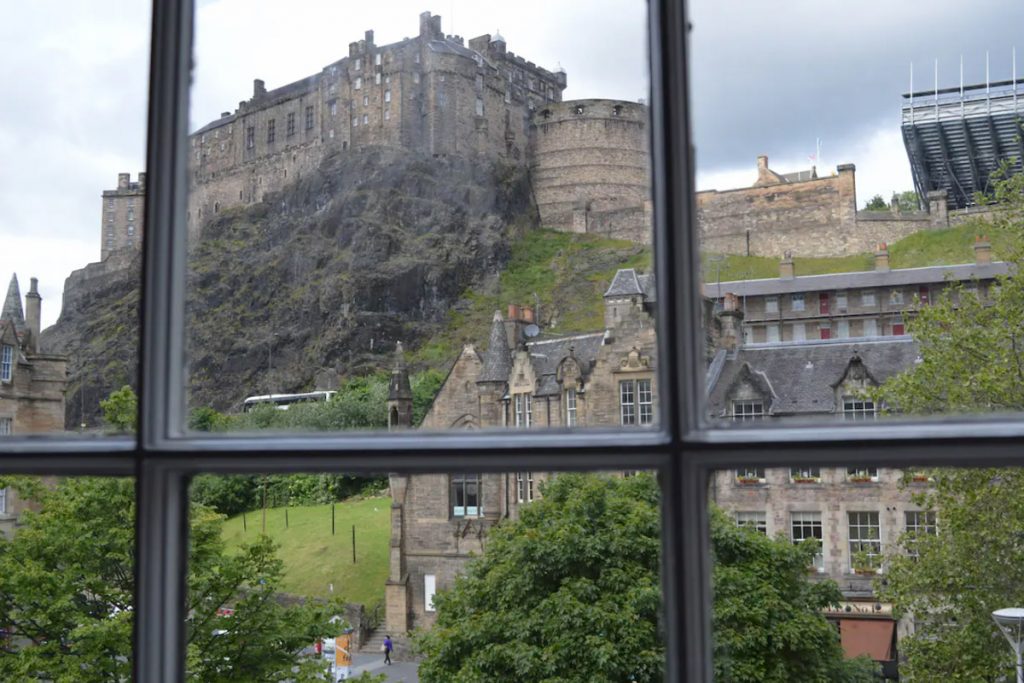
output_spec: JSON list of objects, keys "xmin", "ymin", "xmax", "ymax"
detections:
[{"xmin": 241, "ymin": 391, "xmax": 336, "ymax": 412}]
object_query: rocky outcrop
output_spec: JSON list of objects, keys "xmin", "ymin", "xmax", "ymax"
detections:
[{"xmin": 45, "ymin": 146, "xmax": 536, "ymax": 423}]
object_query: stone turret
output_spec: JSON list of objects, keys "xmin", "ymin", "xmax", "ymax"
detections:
[
  {"xmin": 24, "ymin": 277, "xmax": 40, "ymax": 355},
  {"xmin": 2, "ymin": 274, "xmax": 26, "ymax": 340},
  {"xmin": 387, "ymin": 342, "xmax": 413, "ymax": 430},
  {"xmin": 476, "ymin": 311, "xmax": 512, "ymax": 426}
]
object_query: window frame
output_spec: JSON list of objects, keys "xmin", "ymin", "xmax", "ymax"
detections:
[{"xmin": 2, "ymin": 3, "xmax": 1023, "ymax": 682}]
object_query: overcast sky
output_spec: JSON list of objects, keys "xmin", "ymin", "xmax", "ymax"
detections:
[{"xmin": 2, "ymin": 1, "xmax": 1021, "ymax": 328}]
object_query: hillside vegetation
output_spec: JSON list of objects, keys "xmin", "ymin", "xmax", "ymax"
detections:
[
  {"xmin": 701, "ymin": 221, "xmax": 1008, "ymax": 284},
  {"xmin": 221, "ymin": 497, "xmax": 390, "ymax": 606}
]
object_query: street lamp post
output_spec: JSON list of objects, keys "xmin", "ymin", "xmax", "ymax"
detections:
[{"xmin": 993, "ymin": 608, "xmax": 1024, "ymax": 683}]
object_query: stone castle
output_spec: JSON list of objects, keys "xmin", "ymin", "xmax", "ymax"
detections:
[{"xmin": 97, "ymin": 12, "xmax": 652, "ymax": 257}]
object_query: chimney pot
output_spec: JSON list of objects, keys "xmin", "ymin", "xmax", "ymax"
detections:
[
  {"xmin": 522, "ymin": 306, "xmax": 535, "ymax": 324},
  {"xmin": 507, "ymin": 304, "xmax": 520, "ymax": 321}
]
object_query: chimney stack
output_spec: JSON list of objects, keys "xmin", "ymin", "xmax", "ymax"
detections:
[
  {"xmin": 874, "ymin": 242, "xmax": 890, "ymax": 272},
  {"xmin": 521, "ymin": 306, "xmax": 535, "ymax": 324},
  {"xmin": 717, "ymin": 292, "xmax": 745, "ymax": 351},
  {"xmin": 25, "ymin": 277, "xmax": 41, "ymax": 355},
  {"xmin": 779, "ymin": 251, "xmax": 795, "ymax": 280},
  {"xmin": 253, "ymin": 79, "xmax": 267, "ymax": 98},
  {"xmin": 974, "ymin": 235, "xmax": 992, "ymax": 265},
  {"xmin": 118, "ymin": 173, "xmax": 130, "ymax": 189}
]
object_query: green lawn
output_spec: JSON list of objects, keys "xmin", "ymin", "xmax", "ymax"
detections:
[{"xmin": 222, "ymin": 496, "xmax": 390, "ymax": 607}]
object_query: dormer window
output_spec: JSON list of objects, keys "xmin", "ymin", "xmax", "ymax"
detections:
[
  {"xmin": 514, "ymin": 393, "xmax": 532, "ymax": 427},
  {"xmin": 842, "ymin": 397, "xmax": 876, "ymax": 420},
  {"xmin": 564, "ymin": 388, "xmax": 577, "ymax": 426},
  {"xmin": 731, "ymin": 399, "xmax": 764, "ymax": 421},
  {"xmin": 1, "ymin": 344, "xmax": 12, "ymax": 381}
]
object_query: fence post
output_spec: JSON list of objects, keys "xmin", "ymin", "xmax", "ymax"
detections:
[
  {"xmin": 285, "ymin": 507, "xmax": 289, "ymax": 529},
  {"xmin": 332, "ymin": 504, "xmax": 336, "ymax": 536},
  {"xmin": 352, "ymin": 524, "xmax": 356, "ymax": 564},
  {"xmin": 242, "ymin": 511, "xmax": 247, "ymax": 532}
]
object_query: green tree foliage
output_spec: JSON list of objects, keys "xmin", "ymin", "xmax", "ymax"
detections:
[
  {"xmin": 100, "ymin": 384, "xmax": 137, "ymax": 433},
  {"xmin": 877, "ymin": 470, "xmax": 1024, "ymax": 681},
  {"xmin": 865, "ymin": 194, "xmax": 888, "ymax": 211},
  {"xmin": 0, "ymin": 477, "xmax": 367, "ymax": 682},
  {"xmin": 873, "ymin": 168, "xmax": 1024, "ymax": 680},
  {"xmin": 711, "ymin": 508, "xmax": 878, "ymax": 682},
  {"xmin": 415, "ymin": 474, "xmax": 873, "ymax": 683},
  {"xmin": 894, "ymin": 190, "xmax": 921, "ymax": 212}
]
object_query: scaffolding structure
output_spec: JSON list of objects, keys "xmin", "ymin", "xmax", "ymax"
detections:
[{"xmin": 902, "ymin": 63, "xmax": 1024, "ymax": 209}]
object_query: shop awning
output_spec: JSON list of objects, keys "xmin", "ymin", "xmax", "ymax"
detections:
[{"xmin": 839, "ymin": 618, "xmax": 895, "ymax": 661}]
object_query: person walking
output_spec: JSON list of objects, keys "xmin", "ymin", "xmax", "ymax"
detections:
[{"xmin": 383, "ymin": 634, "xmax": 393, "ymax": 665}]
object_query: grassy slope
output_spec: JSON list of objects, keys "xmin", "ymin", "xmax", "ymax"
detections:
[
  {"xmin": 415, "ymin": 223, "xmax": 1005, "ymax": 369},
  {"xmin": 222, "ymin": 496, "xmax": 390, "ymax": 606}
]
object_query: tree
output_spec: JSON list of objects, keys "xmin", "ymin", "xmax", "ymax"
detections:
[
  {"xmin": 0, "ymin": 476, "xmax": 375, "ymax": 682},
  {"xmin": 873, "ymin": 167, "xmax": 1024, "ymax": 680},
  {"xmin": 415, "ymin": 473, "xmax": 875, "ymax": 683},
  {"xmin": 100, "ymin": 384, "xmax": 137, "ymax": 433},
  {"xmin": 865, "ymin": 194, "xmax": 888, "ymax": 211}
]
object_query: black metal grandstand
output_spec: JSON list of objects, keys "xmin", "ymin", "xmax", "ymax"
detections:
[{"xmin": 902, "ymin": 78, "xmax": 1024, "ymax": 209}]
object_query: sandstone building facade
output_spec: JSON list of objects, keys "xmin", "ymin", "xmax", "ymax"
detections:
[
  {"xmin": 385, "ymin": 268, "xmax": 657, "ymax": 633},
  {"xmin": 0, "ymin": 275, "xmax": 67, "ymax": 538}
]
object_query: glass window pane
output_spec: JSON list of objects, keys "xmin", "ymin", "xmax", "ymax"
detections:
[
  {"xmin": 694, "ymin": 0, "xmax": 1024, "ymax": 428},
  {"xmin": 189, "ymin": 469, "xmax": 664, "ymax": 680},
  {"xmin": 184, "ymin": 3, "xmax": 656, "ymax": 435},
  {"xmin": 0, "ymin": 477, "xmax": 135, "ymax": 679},
  {"xmin": 0, "ymin": 4, "xmax": 149, "ymax": 438}
]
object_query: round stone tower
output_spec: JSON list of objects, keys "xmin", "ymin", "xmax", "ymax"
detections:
[{"xmin": 528, "ymin": 99, "xmax": 649, "ymax": 242}]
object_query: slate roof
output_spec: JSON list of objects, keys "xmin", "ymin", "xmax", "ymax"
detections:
[
  {"xmin": 1, "ymin": 274, "xmax": 25, "ymax": 339},
  {"xmin": 478, "ymin": 312, "xmax": 513, "ymax": 383},
  {"xmin": 706, "ymin": 262, "xmax": 1010, "ymax": 298},
  {"xmin": 605, "ymin": 268, "xmax": 656, "ymax": 299},
  {"xmin": 707, "ymin": 337, "xmax": 920, "ymax": 416},
  {"xmin": 525, "ymin": 332, "xmax": 605, "ymax": 396}
]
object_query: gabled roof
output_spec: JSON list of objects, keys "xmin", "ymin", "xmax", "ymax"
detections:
[
  {"xmin": 525, "ymin": 332, "xmax": 604, "ymax": 396},
  {"xmin": 707, "ymin": 337, "xmax": 920, "ymax": 416},
  {"xmin": 605, "ymin": 268, "xmax": 655, "ymax": 299},
  {"xmin": 1, "ymin": 274, "xmax": 25, "ymax": 339}
]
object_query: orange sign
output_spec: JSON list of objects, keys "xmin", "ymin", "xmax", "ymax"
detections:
[{"xmin": 335, "ymin": 634, "xmax": 351, "ymax": 666}]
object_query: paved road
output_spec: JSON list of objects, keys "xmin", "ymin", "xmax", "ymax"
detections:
[{"xmin": 347, "ymin": 652, "xmax": 419, "ymax": 682}]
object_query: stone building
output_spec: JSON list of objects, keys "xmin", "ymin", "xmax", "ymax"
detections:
[
  {"xmin": 186, "ymin": 12, "xmax": 566, "ymax": 236},
  {"xmin": 706, "ymin": 333, "xmax": 919, "ymax": 677},
  {"xmin": 697, "ymin": 155, "xmax": 987, "ymax": 258},
  {"xmin": 0, "ymin": 274, "xmax": 68, "ymax": 538},
  {"xmin": 100, "ymin": 172, "xmax": 146, "ymax": 260},
  {"xmin": 705, "ymin": 237, "xmax": 1006, "ymax": 345},
  {"xmin": 385, "ymin": 268, "xmax": 657, "ymax": 633}
]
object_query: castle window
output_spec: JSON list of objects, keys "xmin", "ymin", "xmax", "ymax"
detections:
[
  {"xmin": 619, "ymin": 379, "xmax": 652, "ymax": 426},
  {"xmin": 735, "ymin": 511, "xmax": 767, "ymax": 534},
  {"xmin": 329, "ymin": 129, "xmax": 334, "ymax": 139},
  {"xmin": 413, "ymin": 72, "xmax": 420, "ymax": 84},
  {"xmin": 354, "ymin": 77, "xmax": 362, "ymax": 90},
  {"xmin": 791, "ymin": 466, "xmax": 821, "ymax": 482},
  {"xmin": 375, "ymin": 72, "xmax": 381, "ymax": 85},
  {"xmin": 848, "ymin": 511, "xmax": 882, "ymax": 571},
  {"xmin": 451, "ymin": 474, "xmax": 481, "ymax": 517},
  {"xmin": 384, "ymin": 90, "xmax": 391, "ymax": 103},
  {"xmin": 354, "ymin": 58, "xmax": 361, "ymax": 71},
  {"xmin": 384, "ymin": 109, "xmax": 390, "ymax": 121},
  {"xmin": 565, "ymin": 388, "xmax": 577, "ymax": 426},
  {"xmin": 127, "ymin": 209, "xmax": 135, "ymax": 221},
  {"xmin": 414, "ymin": 52, "xmax": 420, "ymax": 64},
  {"xmin": 516, "ymin": 472, "xmax": 534, "ymax": 503},
  {"xmin": 475, "ymin": 97, "xmax": 484, "ymax": 116},
  {"xmin": 574, "ymin": 104, "xmax": 585, "ymax": 115},
  {"xmin": 128, "ymin": 224, "xmax": 135, "ymax": 236},
  {"xmin": 352, "ymin": 117, "xmax": 358, "ymax": 127},
  {"xmin": 245, "ymin": 126, "xmax": 254, "ymax": 149},
  {"xmin": 329, "ymin": 101, "xmax": 337, "ymax": 117},
  {"xmin": 305, "ymin": 105, "xmax": 314, "ymax": 130},
  {"xmin": 764, "ymin": 295, "xmax": 778, "ymax": 313},
  {"xmin": 362, "ymin": 114, "xmax": 368, "ymax": 125},
  {"xmin": 791, "ymin": 512, "xmax": 824, "ymax": 571},
  {"xmin": 612, "ymin": 105, "xmax": 622, "ymax": 116},
  {"xmin": 475, "ymin": 74, "xmax": 483, "ymax": 91},
  {"xmin": 424, "ymin": 575, "xmax": 436, "ymax": 612},
  {"xmin": 266, "ymin": 119, "xmax": 275, "ymax": 144},
  {"xmin": 0, "ymin": 345, "xmax": 12, "ymax": 381},
  {"xmin": 385, "ymin": 75, "xmax": 390, "ymax": 84},
  {"xmin": 861, "ymin": 290, "xmax": 877, "ymax": 307},
  {"xmin": 363, "ymin": 95, "xmax": 368, "ymax": 107},
  {"xmin": 374, "ymin": 53, "xmax": 381, "ymax": 66}
]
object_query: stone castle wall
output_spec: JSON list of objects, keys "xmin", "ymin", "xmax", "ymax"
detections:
[
  {"xmin": 697, "ymin": 162, "xmax": 958, "ymax": 258},
  {"xmin": 186, "ymin": 12, "xmax": 565, "ymax": 241},
  {"xmin": 529, "ymin": 99, "xmax": 650, "ymax": 241}
]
